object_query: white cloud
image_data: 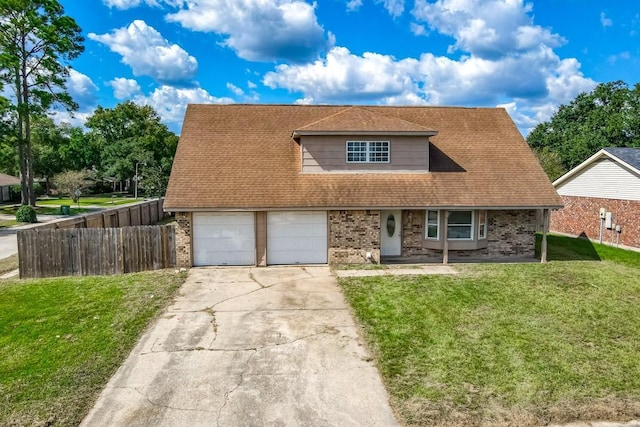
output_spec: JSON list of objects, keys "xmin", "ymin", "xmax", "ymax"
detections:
[
  {"xmin": 247, "ymin": 81, "xmax": 257, "ymax": 89},
  {"xmin": 263, "ymin": 45, "xmax": 595, "ymax": 133},
  {"xmin": 165, "ymin": 0, "xmax": 331, "ymax": 62},
  {"xmin": 377, "ymin": 0, "xmax": 405, "ymax": 17},
  {"xmin": 346, "ymin": 0, "xmax": 362, "ymax": 12},
  {"xmin": 89, "ymin": 20, "xmax": 198, "ymax": 84},
  {"xmin": 412, "ymin": 0, "xmax": 564, "ymax": 59},
  {"xmin": 226, "ymin": 83, "xmax": 244, "ymax": 97},
  {"xmin": 102, "ymin": 0, "xmax": 158, "ymax": 8},
  {"xmin": 600, "ymin": 12, "xmax": 612, "ymax": 28},
  {"xmin": 108, "ymin": 77, "xmax": 142, "ymax": 99},
  {"xmin": 133, "ymin": 85, "xmax": 234, "ymax": 130},
  {"xmin": 67, "ymin": 69, "xmax": 99, "ymax": 106},
  {"xmin": 49, "ymin": 110, "xmax": 94, "ymax": 128},
  {"xmin": 410, "ymin": 22, "xmax": 428, "ymax": 36}
]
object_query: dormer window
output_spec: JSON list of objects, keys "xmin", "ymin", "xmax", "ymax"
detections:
[{"xmin": 346, "ymin": 141, "xmax": 390, "ymax": 163}]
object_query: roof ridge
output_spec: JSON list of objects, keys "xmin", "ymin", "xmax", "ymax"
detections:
[{"xmin": 295, "ymin": 106, "xmax": 357, "ymax": 130}]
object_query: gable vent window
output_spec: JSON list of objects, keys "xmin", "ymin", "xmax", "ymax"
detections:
[{"xmin": 346, "ymin": 141, "xmax": 390, "ymax": 163}]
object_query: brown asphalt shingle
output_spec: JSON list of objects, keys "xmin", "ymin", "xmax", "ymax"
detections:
[{"xmin": 164, "ymin": 104, "xmax": 562, "ymax": 210}]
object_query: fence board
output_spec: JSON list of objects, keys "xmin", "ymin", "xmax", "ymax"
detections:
[{"xmin": 18, "ymin": 225, "xmax": 176, "ymax": 278}]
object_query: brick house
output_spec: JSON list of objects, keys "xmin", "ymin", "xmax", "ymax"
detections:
[
  {"xmin": 551, "ymin": 148, "xmax": 640, "ymax": 249},
  {"xmin": 164, "ymin": 104, "xmax": 562, "ymax": 267}
]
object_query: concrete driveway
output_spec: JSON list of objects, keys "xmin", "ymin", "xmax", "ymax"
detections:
[{"xmin": 81, "ymin": 266, "xmax": 398, "ymax": 426}]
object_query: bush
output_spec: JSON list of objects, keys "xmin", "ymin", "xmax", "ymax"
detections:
[{"xmin": 16, "ymin": 205, "xmax": 37, "ymax": 223}]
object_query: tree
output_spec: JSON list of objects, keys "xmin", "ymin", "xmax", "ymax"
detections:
[
  {"xmin": 533, "ymin": 147, "xmax": 566, "ymax": 182},
  {"xmin": 527, "ymin": 81, "xmax": 640, "ymax": 173},
  {"xmin": 31, "ymin": 115, "xmax": 68, "ymax": 194},
  {"xmin": 0, "ymin": 0, "xmax": 84, "ymax": 206},
  {"xmin": 86, "ymin": 101, "xmax": 178, "ymax": 195},
  {"xmin": 53, "ymin": 169, "xmax": 92, "ymax": 202}
]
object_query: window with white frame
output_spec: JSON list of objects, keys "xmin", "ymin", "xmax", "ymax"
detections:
[
  {"xmin": 346, "ymin": 141, "xmax": 389, "ymax": 163},
  {"xmin": 478, "ymin": 210, "xmax": 487, "ymax": 239},
  {"xmin": 447, "ymin": 211, "xmax": 473, "ymax": 240},
  {"xmin": 426, "ymin": 210, "xmax": 439, "ymax": 239}
]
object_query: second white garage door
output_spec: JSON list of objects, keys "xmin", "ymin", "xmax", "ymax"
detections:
[
  {"xmin": 267, "ymin": 211, "xmax": 327, "ymax": 264},
  {"xmin": 192, "ymin": 212, "xmax": 255, "ymax": 266}
]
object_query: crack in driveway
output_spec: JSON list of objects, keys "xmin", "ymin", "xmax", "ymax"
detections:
[{"xmin": 216, "ymin": 349, "xmax": 257, "ymax": 427}]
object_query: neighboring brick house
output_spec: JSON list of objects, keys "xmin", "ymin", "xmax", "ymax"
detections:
[
  {"xmin": 164, "ymin": 104, "xmax": 562, "ymax": 267},
  {"xmin": 551, "ymin": 148, "xmax": 640, "ymax": 249}
]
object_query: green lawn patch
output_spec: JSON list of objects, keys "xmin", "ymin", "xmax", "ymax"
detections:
[
  {"xmin": 0, "ymin": 205, "xmax": 92, "ymax": 216},
  {"xmin": 0, "ymin": 255, "xmax": 18, "ymax": 276},
  {"xmin": 340, "ymin": 238, "xmax": 640, "ymax": 426},
  {"xmin": 0, "ymin": 270, "xmax": 186, "ymax": 426},
  {"xmin": 37, "ymin": 196, "xmax": 137, "ymax": 207}
]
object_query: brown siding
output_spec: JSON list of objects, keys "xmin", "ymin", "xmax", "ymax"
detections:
[
  {"xmin": 255, "ymin": 211, "xmax": 267, "ymax": 266},
  {"xmin": 328, "ymin": 210, "xmax": 381, "ymax": 263},
  {"xmin": 551, "ymin": 195, "xmax": 640, "ymax": 249},
  {"xmin": 302, "ymin": 135, "xmax": 429, "ymax": 173}
]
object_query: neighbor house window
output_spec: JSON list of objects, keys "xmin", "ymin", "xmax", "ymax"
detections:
[
  {"xmin": 478, "ymin": 210, "xmax": 487, "ymax": 239},
  {"xmin": 426, "ymin": 210, "xmax": 439, "ymax": 239},
  {"xmin": 346, "ymin": 141, "xmax": 389, "ymax": 163},
  {"xmin": 447, "ymin": 211, "xmax": 473, "ymax": 240}
]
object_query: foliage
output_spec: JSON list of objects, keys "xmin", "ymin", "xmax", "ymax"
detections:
[
  {"xmin": 527, "ymin": 81, "xmax": 640, "ymax": 174},
  {"xmin": 339, "ymin": 238, "xmax": 640, "ymax": 426},
  {"xmin": 85, "ymin": 101, "xmax": 178, "ymax": 194},
  {"xmin": 52, "ymin": 169, "xmax": 93, "ymax": 202},
  {"xmin": 532, "ymin": 146, "xmax": 566, "ymax": 181},
  {"xmin": 0, "ymin": 0, "xmax": 84, "ymax": 206},
  {"xmin": 0, "ymin": 270, "xmax": 185, "ymax": 426},
  {"xmin": 15, "ymin": 205, "xmax": 36, "ymax": 223}
]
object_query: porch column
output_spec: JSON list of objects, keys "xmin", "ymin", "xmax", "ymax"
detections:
[
  {"xmin": 443, "ymin": 210, "xmax": 449, "ymax": 264},
  {"xmin": 541, "ymin": 208, "xmax": 549, "ymax": 263}
]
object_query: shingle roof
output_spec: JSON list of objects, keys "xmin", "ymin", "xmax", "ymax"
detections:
[
  {"xmin": 603, "ymin": 147, "xmax": 640, "ymax": 172},
  {"xmin": 164, "ymin": 104, "xmax": 562, "ymax": 210},
  {"xmin": 294, "ymin": 106, "xmax": 436, "ymax": 135},
  {"xmin": 0, "ymin": 172, "xmax": 20, "ymax": 187}
]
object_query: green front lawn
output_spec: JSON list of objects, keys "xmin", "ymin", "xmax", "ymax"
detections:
[
  {"xmin": 0, "ymin": 270, "xmax": 186, "ymax": 426},
  {"xmin": 0, "ymin": 205, "xmax": 91, "ymax": 216},
  {"xmin": 37, "ymin": 195, "xmax": 138, "ymax": 207},
  {"xmin": 340, "ymin": 235, "xmax": 640, "ymax": 426}
]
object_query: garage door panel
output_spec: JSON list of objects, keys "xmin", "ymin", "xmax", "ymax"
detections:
[
  {"xmin": 267, "ymin": 211, "xmax": 327, "ymax": 265},
  {"xmin": 193, "ymin": 212, "xmax": 255, "ymax": 266}
]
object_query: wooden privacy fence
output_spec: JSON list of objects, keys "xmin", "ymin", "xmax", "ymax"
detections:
[
  {"xmin": 17, "ymin": 225, "xmax": 176, "ymax": 278},
  {"xmin": 40, "ymin": 198, "xmax": 168, "ymax": 230}
]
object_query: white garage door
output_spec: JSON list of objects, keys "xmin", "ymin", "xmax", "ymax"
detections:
[
  {"xmin": 267, "ymin": 211, "xmax": 327, "ymax": 264},
  {"xmin": 192, "ymin": 212, "xmax": 255, "ymax": 266}
]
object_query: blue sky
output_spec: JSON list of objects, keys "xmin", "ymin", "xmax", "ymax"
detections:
[{"xmin": 56, "ymin": 0, "xmax": 640, "ymax": 135}]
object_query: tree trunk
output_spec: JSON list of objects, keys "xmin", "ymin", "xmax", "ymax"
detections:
[{"xmin": 15, "ymin": 65, "xmax": 27, "ymax": 205}]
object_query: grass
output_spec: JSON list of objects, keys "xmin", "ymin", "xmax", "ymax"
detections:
[
  {"xmin": 37, "ymin": 196, "xmax": 137, "ymax": 207},
  {"xmin": 0, "ymin": 270, "xmax": 186, "ymax": 426},
  {"xmin": 0, "ymin": 205, "xmax": 92, "ymax": 217},
  {"xmin": 0, "ymin": 219, "xmax": 18, "ymax": 228},
  {"xmin": 339, "ymin": 235, "xmax": 640, "ymax": 426},
  {"xmin": 0, "ymin": 255, "xmax": 18, "ymax": 276}
]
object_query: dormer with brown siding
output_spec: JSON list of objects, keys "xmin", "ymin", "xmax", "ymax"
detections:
[{"xmin": 293, "ymin": 107, "xmax": 438, "ymax": 173}]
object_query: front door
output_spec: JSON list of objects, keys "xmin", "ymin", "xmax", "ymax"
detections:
[{"xmin": 381, "ymin": 210, "xmax": 402, "ymax": 256}]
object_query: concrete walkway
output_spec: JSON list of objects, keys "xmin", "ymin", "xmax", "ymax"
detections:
[{"xmin": 81, "ymin": 266, "xmax": 398, "ymax": 426}]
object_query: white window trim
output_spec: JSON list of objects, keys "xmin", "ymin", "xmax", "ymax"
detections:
[
  {"xmin": 478, "ymin": 210, "xmax": 487, "ymax": 240},
  {"xmin": 447, "ymin": 210, "xmax": 474, "ymax": 241},
  {"xmin": 425, "ymin": 209, "xmax": 440, "ymax": 240},
  {"xmin": 346, "ymin": 140, "xmax": 390, "ymax": 163}
]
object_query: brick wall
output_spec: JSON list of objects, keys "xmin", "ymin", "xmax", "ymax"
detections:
[
  {"xmin": 175, "ymin": 212, "xmax": 192, "ymax": 267},
  {"xmin": 328, "ymin": 210, "xmax": 381, "ymax": 263},
  {"xmin": 487, "ymin": 210, "xmax": 536, "ymax": 257},
  {"xmin": 551, "ymin": 196, "xmax": 640, "ymax": 248},
  {"xmin": 401, "ymin": 209, "xmax": 537, "ymax": 260}
]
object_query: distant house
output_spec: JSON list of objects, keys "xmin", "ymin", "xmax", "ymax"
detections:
[
  {"xmin": 0, "ymin": 173, "xmax": 19, "ymax": 202},
  {"xmin": 551, "ymin": 148, "xmax": 640, "ymax": 249},
  {"xmin": 164, "ymin": 104, "xmax": 562, "ymax": 267}
]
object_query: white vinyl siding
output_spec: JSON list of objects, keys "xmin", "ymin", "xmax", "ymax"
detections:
[{"xmin": 556, "ymin": 159, "xmax": 640, "ymax": 201}]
